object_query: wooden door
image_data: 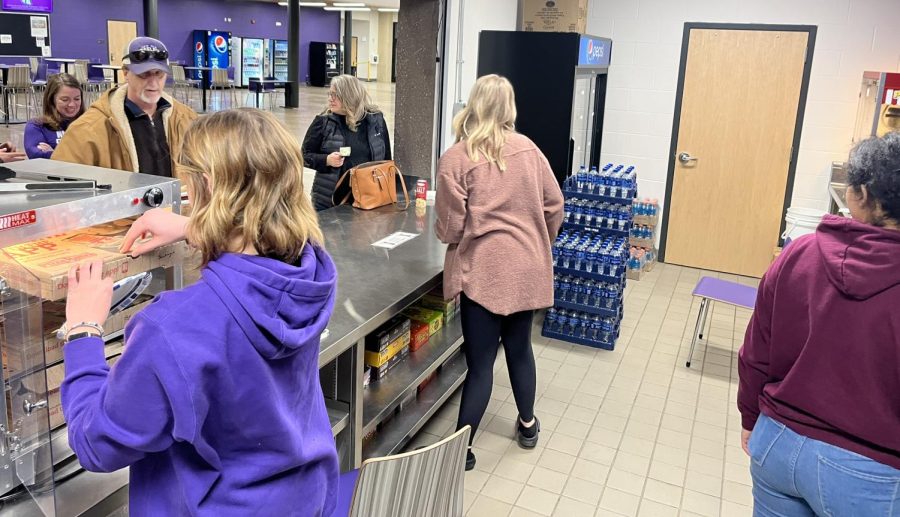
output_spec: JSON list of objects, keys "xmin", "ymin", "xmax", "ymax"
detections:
[
  {"xmin": 107, "ymin": 20, "xmax": 137, "ymax": 69},
  {"xmin": 661, "ymin": 26, "xmax": 812, "ymax": 277}
]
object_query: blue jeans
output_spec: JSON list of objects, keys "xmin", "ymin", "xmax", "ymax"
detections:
[{"xmin": 749, "ymin": 414, "xmax": 900, "ymax": 516}]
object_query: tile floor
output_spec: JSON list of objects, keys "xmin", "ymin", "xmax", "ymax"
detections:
[{"xmin": 408, "ymin": 262, "xmax": 760, "ymax": 517}]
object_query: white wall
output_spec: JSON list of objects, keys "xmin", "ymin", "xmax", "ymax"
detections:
[
  {"xmin": 439, "ymin": 0, "xmax": 519, "ymax": 157},
  {"xmin": 341, "ymin": 10, "xmax": 385, "ymax": 80},
  {"xmin": 587, "ymin": 0, "xmax": 900, "ymax": 214}
]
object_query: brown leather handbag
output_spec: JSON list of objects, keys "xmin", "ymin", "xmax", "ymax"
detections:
[{"xmin": 332, "ymin": 160, "xmax": 410, "ymax": 210}]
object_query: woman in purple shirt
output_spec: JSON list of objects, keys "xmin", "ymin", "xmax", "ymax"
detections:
[{"xmin": 24, "ymin": 73, "xmax": 84, "ymax": 159}]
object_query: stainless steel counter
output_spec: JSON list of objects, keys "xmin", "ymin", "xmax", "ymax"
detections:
[
  {"xmin": 317, "ymin": 205, "xmax": 448, "ymax": 367},
  {"xmin": 312, "ymin": 204, "xmax": 465, "ymax": 468}
]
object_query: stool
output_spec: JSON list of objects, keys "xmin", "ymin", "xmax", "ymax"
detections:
[{"xmin": 686, "ymin": 277, "xmax": 757, "ymax": 368}]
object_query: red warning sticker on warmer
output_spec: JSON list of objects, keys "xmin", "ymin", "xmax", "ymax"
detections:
[{"xmin": 0, "ymin": 210, "xmax": 37, "ymax": 231}]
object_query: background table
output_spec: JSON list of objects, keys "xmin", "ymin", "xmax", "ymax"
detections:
[
  {"xmin": 182, "ymin": 66, "xmax": 212, "ymax": 112},
  {"xmin": 249, "ymin": 78, "xmax": 296, "ymax": 109},
  {"xmin": 91, "ymin": 64, "xmax": 122, "ymax": 84},
  {"xmin": 45, "ymin": 58, "xmax": 77, "ymax": 74}
]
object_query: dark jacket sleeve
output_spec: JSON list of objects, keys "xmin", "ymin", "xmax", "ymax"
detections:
[
  {"xmin": 301, "ymin": 116, "xmax": 329, "ymax": 173},
  {"xmin": 381, "ymin": 117, "xmax": 392, "ymax": 160},
  {"xmin": 24, "ymin": 121, "xmax": 53, "ymax": 159}
]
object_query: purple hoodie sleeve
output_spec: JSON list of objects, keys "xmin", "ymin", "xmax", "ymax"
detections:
[
  {"xmin": 61, "ymin": 316, "xmax": 195, "ymax": 473},
  {"xmin": 737, "ymin": 263, "xmax": 781, "ymax": 431},
  {"xmin": 24, "ymin": 122, "xmax": 53, "ymax": 159}
]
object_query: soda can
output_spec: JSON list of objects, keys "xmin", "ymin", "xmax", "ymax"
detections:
[{"xmin": 415, "ymin": 179, "xmax": 428, "ymax": 207}]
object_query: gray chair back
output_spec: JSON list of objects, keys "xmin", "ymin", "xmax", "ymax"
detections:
[{"xmin": 348, "ymin": 426, "xmax": 470, "ymax": 517}]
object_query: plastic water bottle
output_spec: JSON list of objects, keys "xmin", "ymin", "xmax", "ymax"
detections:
[
  {"xmin": 572, "ymin": 278, "xmax": 583, "ymax": 304},
  {"xmin": 585, "ymin": 247, "xmax": 596, "ymax": 273},
  {"xmin": 584, "ymin": 281, "xmax": 595, "ymax": 306},
  {"xmin": 590, "ymin": 316, "xmax": 601, "ymax": 341},
  {"xmin": 559, "ymin": 275, "xmax": 571, "ymax": 301},
  {"xmin": 609, "ymin": 283, "xmax": 621, "ymax": 306},
  {"xmin": 546, "ymin": 308, "xmax": 559, "ymax": 332},
  {"xmin": 588, "ymin": 166, "xmax": 600, "ymax": 194},
  {"xmin": 564, "ymin": 312, "xmax": 578, "ymax": 335},
  {"xmin": 557, "ymin": 310, "xmax": 569, "ymax": 334}
]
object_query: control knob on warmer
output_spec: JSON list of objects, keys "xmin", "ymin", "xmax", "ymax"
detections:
[{"xmin": 142, "ymin": 187, "xmax": 165, "ymax": 208}]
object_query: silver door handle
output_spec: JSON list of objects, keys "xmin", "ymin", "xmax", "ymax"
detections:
[
  {"xmin": 678, "ymin": 152, "xmax": 698, "ymax": 164},
  {"xmin": 23, "ymin": 399, "xmax": 47, "ymax": 415}
]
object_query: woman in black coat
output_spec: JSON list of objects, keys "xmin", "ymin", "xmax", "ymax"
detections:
[{"xmin": 302, "ymin": 74, "xmax": 392, "ymax": 211}]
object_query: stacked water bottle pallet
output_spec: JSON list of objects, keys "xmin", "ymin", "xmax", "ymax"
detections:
[
  {"xmin": 628, "ymin": 199, "xmax": 659, "ymax": 280},
  {"xmin": 542, "ymin": 164, "xmax": 636, "ymax": 350}
]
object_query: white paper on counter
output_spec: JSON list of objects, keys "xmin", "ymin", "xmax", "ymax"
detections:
[{"xmin": 371, "ymin": 232, "xmax": 419, "ymax": 249}]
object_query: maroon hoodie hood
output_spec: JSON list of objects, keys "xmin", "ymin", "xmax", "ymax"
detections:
[{"xmin": 817, "ymin": 214, "xmax": 900, "ymax": 300}]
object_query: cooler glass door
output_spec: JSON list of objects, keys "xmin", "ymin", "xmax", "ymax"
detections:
[{"xmin": 569, "ymin": 70, "xmax": 599, "ymax": 177}]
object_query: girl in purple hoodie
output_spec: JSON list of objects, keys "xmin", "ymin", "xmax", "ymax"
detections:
[
  {"xmin": 60, "ymin": 109, "xmax": 339, "ymax": 516},
  {"xmin": 24, "ymin": 73, "xmax": 84, "ymax": 159},
  {"xmin": 738, "ymin": 132, "xmax": 900, "ymax": 515}
]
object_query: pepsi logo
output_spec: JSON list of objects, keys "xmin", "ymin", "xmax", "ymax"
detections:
[
  {"xmin": 195, "ymin": 42, "xmax": 203, "ymax": 52},
  {"xmin": 213, "ymin": 36, "xmax": 228, "ymax": 53}
]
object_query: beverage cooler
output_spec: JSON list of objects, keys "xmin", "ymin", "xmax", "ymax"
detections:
[
  {"xmin": 192, "ymin": 29, "xmax": 232, "ymax": 88},
  {"xmin": 477, "ymin": 31, "xmax": 612, "ymax": 187},
  {"xmin": 268, "ymin": 39, "xmax": 288, "ymax": 82},
  {"xmin": 0, "ymin": 159, "xmax": 187, "ymax": 516},
  {"xmin": 240, "ymin": 37, "xmax": 265, "ymax": 87}
]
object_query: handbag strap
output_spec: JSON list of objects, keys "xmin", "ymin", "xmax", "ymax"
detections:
[
  {"xmin": 332, "ymin": 168, "xmax": 353, "ymax": 207},
  {"xmin": 393, "ymin": 165, "xmax": 410, "ymax": 210}
]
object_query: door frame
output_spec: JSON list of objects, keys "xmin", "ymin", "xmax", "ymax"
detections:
[{"xmin": 658, "ymin": 22, "xmax": 817, "ymax": 263}]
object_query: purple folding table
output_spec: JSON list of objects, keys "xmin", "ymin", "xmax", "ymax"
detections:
[{"xmin": 686, "ymin": 277, "xmax": 757, "ymax": 368}]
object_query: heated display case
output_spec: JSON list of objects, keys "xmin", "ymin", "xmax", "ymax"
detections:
[{"xmin": 0, "ymin": 159, "xmax": 184, "ymax": 516}]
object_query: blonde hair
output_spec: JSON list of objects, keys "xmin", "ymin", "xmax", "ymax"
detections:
[
  {"xmin": 177, "ymin": 108, "xmax": 324, "ymax": 266},
  {"xmin": 452, "ymin": 74, "xmax": 517, "ymax": 171},
  {"xmin": 327, "ymin": 74, "xmax": 380, "ymax": 132}
]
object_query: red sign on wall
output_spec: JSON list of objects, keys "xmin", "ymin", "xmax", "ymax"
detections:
[{"xmin": 0, "ymin": 210, "xmax": 37, "ymax": 231}]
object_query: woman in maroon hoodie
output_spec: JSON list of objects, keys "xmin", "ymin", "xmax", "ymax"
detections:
[{"xmin": 738, "ymin": 132, "xmax": 900, "ymax": 516}]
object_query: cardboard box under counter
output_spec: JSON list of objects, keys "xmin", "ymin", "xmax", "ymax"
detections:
[{"xmin": 402, "ymin": 306, "xmax": 443, "ymax": 337}]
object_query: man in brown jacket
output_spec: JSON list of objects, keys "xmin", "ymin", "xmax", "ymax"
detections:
[{"xmin": 52, "ymin": 37, "xmax": 196, "ymax": 176}]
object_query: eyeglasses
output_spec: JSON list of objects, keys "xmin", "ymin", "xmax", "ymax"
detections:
[
  {"xmin": 124, "ymin": 49, "xmax": 169, "ymax": 63},
  {"xmin": 328, "ymin": 91, "xmax": 338, "ymax": 99}
]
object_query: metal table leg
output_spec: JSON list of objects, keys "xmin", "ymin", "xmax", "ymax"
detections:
[{"xmin": 686, "ymin": 297, "xmax": 709, "ymax": 368}]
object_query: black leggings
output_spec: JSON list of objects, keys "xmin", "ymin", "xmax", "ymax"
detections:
[{"xmin": 456, "ymin": 293, "xmax": 536, "ymax": 445}]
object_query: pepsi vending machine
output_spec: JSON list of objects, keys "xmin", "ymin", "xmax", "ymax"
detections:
[
  {"xmin": 477, "ymin": 31, "xmax": 612, "ymax": 187},
  {"xmin": 192, "ymin": 30, "xmax": 232, "ymax": 88}
]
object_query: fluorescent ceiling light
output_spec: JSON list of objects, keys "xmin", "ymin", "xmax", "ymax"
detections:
[
  {"xmin": 333, "ymin": 2, "xmax": 366, "ymax": 6},
  {"xmin": 323, "ymin": 6, "xmax": 371, "ymax": 11},
  {"xmin": 298, "ymin": 1, "xmax": 327, "ymax": 5},
  {"xmin": 377, "ymin": 8, "xmax": 399, "ymax": 12},
  {"xmin": 277, "ymin": 2, "xmax": 287, "ymax": 5}
]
